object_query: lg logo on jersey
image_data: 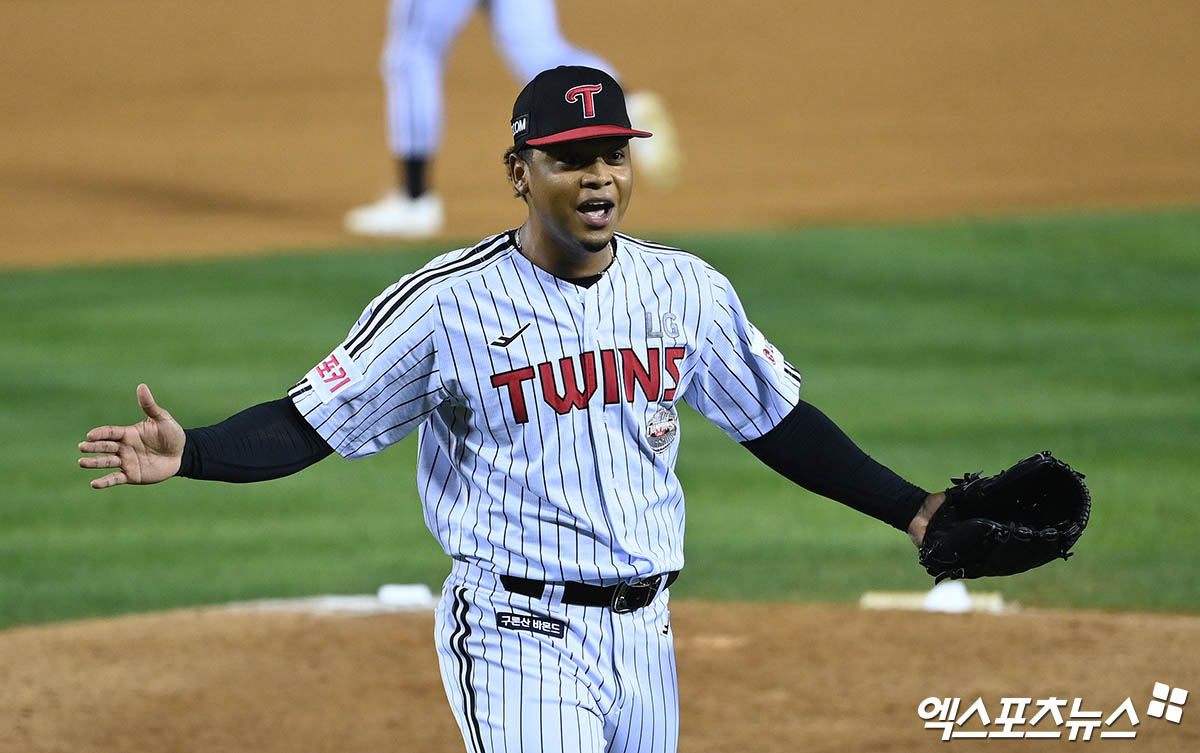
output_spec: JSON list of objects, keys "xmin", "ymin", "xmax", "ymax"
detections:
[
  {"xmin": 645, "ymin": 312, "xmax": 680, "ymax": 339},
  {"xmin": 491, "ymin": 346, "xmax": 685, "ymax": 424}
]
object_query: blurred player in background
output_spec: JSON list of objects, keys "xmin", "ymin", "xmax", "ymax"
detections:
[{"xmin": 344, "ymin": 0, "xmax": 681, "ymax": 238}]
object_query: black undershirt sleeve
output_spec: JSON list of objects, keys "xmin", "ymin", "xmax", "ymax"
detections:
[
  {"xmin": 741, "ymin": 400, "xmax": 927, "ymax": 531},
  {"xmin": 175, "ymin": 398, "xmax": 334, "ymax": 483}
]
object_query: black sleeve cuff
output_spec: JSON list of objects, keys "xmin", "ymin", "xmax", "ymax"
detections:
[
  {"xmin": 742, "ymin": 400, "xmax": 927, "ymax": 531},
  {"xmin": 176, "ymin": 397, "xmax": 333, "ymax": 483}
]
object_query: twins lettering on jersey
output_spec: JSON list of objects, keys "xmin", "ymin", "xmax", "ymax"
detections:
[{"xmin": 491, "ymin": 346, "xmax": 685, "ymax": 424}]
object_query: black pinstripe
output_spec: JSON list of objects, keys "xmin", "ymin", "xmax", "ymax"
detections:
[
  {"xmin": 450, "ymin": 586, "xmax": 486, "ymax": 753},
  {"xmin": 346, "ymin": 235, "xmax": 512, "ymax": 359}
]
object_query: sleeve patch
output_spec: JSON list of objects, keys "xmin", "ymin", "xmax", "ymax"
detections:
[
  {"xmin": 305, "ymin": 346, "xmax": 364, "ymax": 404},
  {"xmin": 749, "ymin": 325, "xmax": 802, "ymax": 390},
  {"xmin": 749, "ymin": 325, "xmax": 782, "ymax": 369}
]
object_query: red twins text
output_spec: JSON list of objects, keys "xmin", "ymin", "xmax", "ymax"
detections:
[{"xmin": 492, "ymin": 347, "xmax": 685, "ymax": 424}]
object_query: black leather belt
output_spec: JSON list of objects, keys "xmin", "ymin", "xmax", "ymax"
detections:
[{"xmin": 500, "ymin": 571, "xmax": 679, "ymax": 614}]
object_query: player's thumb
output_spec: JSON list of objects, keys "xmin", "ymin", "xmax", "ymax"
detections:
[{"xmin": 136, "ymin": 383, "xmax": 170, "ymax": 421}]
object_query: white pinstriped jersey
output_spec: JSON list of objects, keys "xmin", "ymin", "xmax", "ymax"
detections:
[{"xmin": 289, "ymin": 231, "xmax": 802, "ymax": 583}]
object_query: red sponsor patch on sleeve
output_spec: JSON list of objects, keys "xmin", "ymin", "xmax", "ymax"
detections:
[{"xmin": 306, "ymin": 346, "xmax": 363, "ymax": 404}]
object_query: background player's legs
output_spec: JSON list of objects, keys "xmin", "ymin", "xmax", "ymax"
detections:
[
  {"xmin": 344, "ymin": 0, "xmax": 475, "ymax": 238},
  {"xmin": 382, "ymin": 0, "xmax": 475, "ymax": 181},
  {"xmin": 487, "ymin": 0, "xmax": 614, "ymax": 84},
  {"xmin": 487, "ymin": 0, "xmax": 681, "ymax": 191}
]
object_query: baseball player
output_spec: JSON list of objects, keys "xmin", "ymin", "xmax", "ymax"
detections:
[
  {"xmin": 344, "ymin": 0, "xmax": 680, "ymax": 238},
  {"xmin": 80, "ymin": 66, "xmax": 945, "ymax": 752}
]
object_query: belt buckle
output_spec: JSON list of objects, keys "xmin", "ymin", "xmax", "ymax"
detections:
[{"xmin": 611, "ymin": 574, "xmax": 662, "ymax": 614}]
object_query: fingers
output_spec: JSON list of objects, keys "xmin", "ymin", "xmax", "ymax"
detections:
[
  {"xmin": 78, "ymin": 454, "xmax": 123, "ymax": 470},
  {"xmin": 137, "ymin": 383, "xmax": 169, "ymax": 421},
  {"xmin": 79, "ymin": 440, "xmax": 121, "ymax": 455},
  {"xmin": 85, "ymin": 425, "xmax": 126, "ymax": 442},
  {"xmin": 79, "ymin": 435, "xmax": 129, "ymax": 488},
  {"xmin": 90, "ymin": 471, "xmax": 129, "ymax": 490},
  {"xmin": 78, "ymin": 441, "xmax": 126, "ymax": 484}
]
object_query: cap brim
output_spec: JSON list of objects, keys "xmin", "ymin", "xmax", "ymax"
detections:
[{"xmin": 525, "ymin": 125, "xmax": 652, "ymax": 146}]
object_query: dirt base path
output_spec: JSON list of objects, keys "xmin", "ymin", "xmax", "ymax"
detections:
[
  {"xmin": 2, "ymin": 602, "xmax": 1197, "ymax": 752},
  {"xmin": 2, "ymin": 0, "xmax": 1198, "ymax": 267}
]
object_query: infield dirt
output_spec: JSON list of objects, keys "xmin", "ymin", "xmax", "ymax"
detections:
[
  {"xmin": 2, "ymin": 1, "xmax": 1197, "ymax": 751},
  {"xmin": 2, "ymin": 602, "xmax": 1198, "ymax": 752},
  {"xmin": 1, "ymin": 0, "xmax": 1197, "ymax": 267}
]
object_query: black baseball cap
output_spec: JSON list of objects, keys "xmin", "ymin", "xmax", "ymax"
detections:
[{"xmin": 511, "ymin": 65, "xmax": 652, "ymax": 150}]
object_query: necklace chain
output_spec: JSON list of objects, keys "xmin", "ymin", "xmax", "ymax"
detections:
[{"xmin": 514, "ymin": 226, "xmax": 617, "ymax": 277}]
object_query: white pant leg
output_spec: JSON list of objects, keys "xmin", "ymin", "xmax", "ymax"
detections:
[
  {"xmin": 603, "ymin": 593, "xmax": 679, "ymax": 753},
  {"xmin": 487, "ymin": 0, "xmax": 616, "ymax": 84},
  {"xmin": 435, "ymin": 563, "xmax": 611, "ymax": 753},
  {"xmin": 381, "ymin": 0, "xmax": 478, "ymax": 158},
  {"xmin": 434, "ymin": 562, "xmax": 680, "ymax": 753}
]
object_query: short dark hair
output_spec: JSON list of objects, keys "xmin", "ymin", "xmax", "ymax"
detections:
[
  {"xmin": 502, "ymin": 145, "xmax": 533, "ymax": 164},
  {"xmin": 502, "ymin": 146, "xmax": 534, "ymax": 200}
]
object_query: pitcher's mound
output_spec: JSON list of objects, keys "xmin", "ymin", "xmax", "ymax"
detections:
[{"xmin": 2, "ymin": 601, "xmax": 1196, "ymax": 751}]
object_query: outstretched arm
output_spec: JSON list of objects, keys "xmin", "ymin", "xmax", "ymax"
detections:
[
  {"xmin": 78, "ymin": 384, "xmax": 186, "ymax": 489},
  {"xmin": 741, "ymin": 400, "xmax": 945, "ymax": 547}
]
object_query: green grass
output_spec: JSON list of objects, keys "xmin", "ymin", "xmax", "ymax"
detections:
[{"xmin": 2, "ymin": 209, "xmax": 1197, "ymax": 628}]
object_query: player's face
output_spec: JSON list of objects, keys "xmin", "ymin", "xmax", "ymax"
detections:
[{"xmin": 522, "ymin": 137, "xmax": 633, "ymax": 257}]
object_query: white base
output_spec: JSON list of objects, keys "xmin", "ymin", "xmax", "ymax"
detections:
[
  {"xmin": 222, "ymin": 583, "xmax": 436, "ymax": 616},
  {"xmin": 859, "ymin": 584, "xmax": 1012, "ymax": 614}
]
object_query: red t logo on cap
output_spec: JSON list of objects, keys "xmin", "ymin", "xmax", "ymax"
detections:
[{"xmin": 565, "ymin": 84, "xmax": 603, "ymax": 119}]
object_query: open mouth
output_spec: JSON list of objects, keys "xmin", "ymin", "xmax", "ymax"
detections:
[{"xmin": 577, "ymin": 199, "xmax": 615, "ymax": 228}]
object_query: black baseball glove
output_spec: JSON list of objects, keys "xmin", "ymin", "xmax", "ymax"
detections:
[{"xmin": 918, "ymin": 451, "xmax": 1090, "ymax": 583}]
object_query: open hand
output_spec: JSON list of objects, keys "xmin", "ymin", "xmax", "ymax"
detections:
[{"xmin": 78, "ymin": 384, "xmax": 185, "ymax": 489}]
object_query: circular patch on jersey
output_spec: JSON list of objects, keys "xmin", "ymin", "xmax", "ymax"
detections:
[{"xmin": 646, "ymin": 406, "xmax": 679, "ymax": 455}]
